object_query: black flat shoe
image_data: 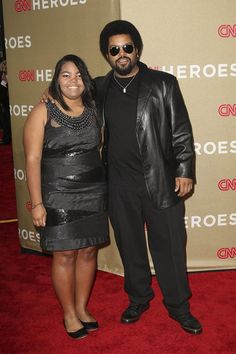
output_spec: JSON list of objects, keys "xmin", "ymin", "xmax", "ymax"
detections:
[
  {"xmin": 169, "ymin": 312, "xmax": 202, "ymax": 335},
  {"xmin": 121, "ymin": 303, "xmax": 150, "ymax": 324},
  {"xmin": 63, "ymin": 321, "xmax": 88, "ymax": 339},
  {"xmin": 80, "ymin": 320, "xmax": 99, "ymax": 331}
]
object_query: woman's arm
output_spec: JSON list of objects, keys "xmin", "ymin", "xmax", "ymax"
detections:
[{"xmin": 23, "ymin": 103, "xmax": 47, "ymax": 227}]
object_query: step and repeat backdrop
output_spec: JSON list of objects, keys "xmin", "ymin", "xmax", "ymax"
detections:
[{"xmin": 3, "ymin": 0, "xmax": 236, "ymax": 274}]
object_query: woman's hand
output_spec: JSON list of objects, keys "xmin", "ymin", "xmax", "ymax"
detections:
[{"xmin": 32, "ymin": 204, "xmax": 47, "ymax": 227}]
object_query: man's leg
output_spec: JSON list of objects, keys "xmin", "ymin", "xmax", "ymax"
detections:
[
  {"xmin": 143, "ymin": 196, "xmax": 202, "ymax": 334},
  {"xmin": 109, "ymin": 186, "xmax": 154, "ymax": 306},
  {"xmin": 144, "ymin": 199, "xmax": 191, "ymax": 310}
]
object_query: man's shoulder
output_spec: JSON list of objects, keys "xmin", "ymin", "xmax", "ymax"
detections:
[
  {"xmin": 94, "ymin": 75, "xmax": 105, "ymax": 82},
  {"xmin": 138, "ymin": 63, "xmax": 176, "ymax": 90},
  {"xmin": 94, "ymin": 71, "xmax": 111, "ymax": 84},
  {"xmin": 145, "ymin": 66, "xmax": 176, "ymax": 83}
]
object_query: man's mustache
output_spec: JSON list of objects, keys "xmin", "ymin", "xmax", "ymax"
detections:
[{"xmin": 116, "ymin": 57, "xmax": 131, "ymax": 64}]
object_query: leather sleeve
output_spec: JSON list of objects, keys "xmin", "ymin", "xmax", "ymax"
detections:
[{"xmin": 167, "ymin": 77, "xmax": 195, "ymax": 179}]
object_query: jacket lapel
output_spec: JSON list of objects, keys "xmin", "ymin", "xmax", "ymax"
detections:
[
  {"xmin": 97, "ymin": 62, "xmax": 152, "ymax": 127},
  {"xmin": 136, "ymin": 67, "xmax": 152, "ymax": 127},
  {"xmin": 96, "ymin": 70, "xmax": 113, "ymax": 125}
]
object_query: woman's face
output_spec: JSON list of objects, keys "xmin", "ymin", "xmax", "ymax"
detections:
[{"xmin": 58, "ymin": 61, "xmax": 85, "ymax": 101}]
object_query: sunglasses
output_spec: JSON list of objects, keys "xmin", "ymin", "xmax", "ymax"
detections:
[{"xmin": 109, "ymin": 44, "xmax": 135, "ymax": 57}]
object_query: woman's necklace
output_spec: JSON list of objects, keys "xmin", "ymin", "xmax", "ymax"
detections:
[
  {"xmin": 113, "ymin": 72, "xmax": 137, "ymax": 93},
  {"xmin": 47, "ymin": 100, "xmax": 94, "ymax": 131}
]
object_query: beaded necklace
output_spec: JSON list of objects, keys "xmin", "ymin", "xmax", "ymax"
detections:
[{"xmin": 47, "ymin": 100, "xmax": 95, "ymax": 131}]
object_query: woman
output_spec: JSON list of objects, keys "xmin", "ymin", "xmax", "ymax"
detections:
[{"xmin": 23, "ymin": 54, "xmax": 109, "ymax": 339}]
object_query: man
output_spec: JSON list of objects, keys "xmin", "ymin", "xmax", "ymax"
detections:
[{"xmin": 95, "ymin": 20, "xmax": 202, "ymax": 335}]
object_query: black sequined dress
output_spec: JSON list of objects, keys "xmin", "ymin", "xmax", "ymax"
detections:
[{"xmin": 39, "ymin": 101, "xmax": 109, "ymax": 251}]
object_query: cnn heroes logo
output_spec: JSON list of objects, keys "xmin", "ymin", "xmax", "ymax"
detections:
[
  {"xmin": 14, "ymin": 168, "xmax": 27, "ymax": 181},
  {"xmin": 194, "ymin": 140, "xmax": 236, "ymax": 155},
  {"xmin": 19, "ymin": 63, "xmax": 236, "ymax": 82},
  {"xmin": 150, "ymin": 63, "xmax": 236, "ymax": 79},
  {"xmin": 218, "ymin": 178, "xmax": 236, "ymax": 191},
  {"xmin": 5, "ymin": 35, "xmax": 31, "ymax": 49},
  {"xmin": 19, "ymin": 69, "xmax": 53, "ymax": 82},
  {"xmin": 19, "ymin": 228, "xmax": 40, "ymax": 244},
  {"xmin": 217, "ymin": 247, "xmax": 236, "ymax": 259},
  {"xmin": 218, "ymin": 25, "xmax": 236, "ymax": 38},
  {"xmin": 185, "ymin": 213, "xmax": 236, "ymax": 229},
  {"xmin": 10, "ymin": 104, "xmax": 33, "ymax": 117},
  {"xmin": 218, "ymin": 104, "xmax": 236, "ymax": 117},
  {"xmin": 15, "ymin": 0, "xmax": 87, "ymax": 11}
]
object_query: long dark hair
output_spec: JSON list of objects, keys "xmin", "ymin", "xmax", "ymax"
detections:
[{"xmin": 49, "ymin": 54, "xmax": 95, "ymax": 111}]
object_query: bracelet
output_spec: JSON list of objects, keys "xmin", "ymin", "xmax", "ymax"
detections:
[{"xmin": 31, "ymin": 202, "xmax": 43, "ymax": 209}]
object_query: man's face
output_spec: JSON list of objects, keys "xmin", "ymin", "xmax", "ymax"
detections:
[{"xmin": 106, "ymin": 34, "xmax": 139, "ymax": 77}]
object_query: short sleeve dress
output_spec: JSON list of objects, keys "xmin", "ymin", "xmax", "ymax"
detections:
[{"xmin": 39, "ymin": 100, "xmax": 109, "ymax": 252}]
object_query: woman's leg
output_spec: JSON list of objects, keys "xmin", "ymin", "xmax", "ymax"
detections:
[
  {"xmin": 52, "ymin": 250, "xmax": 83, "ymax": 331},
  {"xmin": 75, "ymin": 246, "xmax": 98, "ymax": 321}
]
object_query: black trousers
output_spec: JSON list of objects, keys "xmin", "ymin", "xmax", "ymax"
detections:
[{"xmin": 109, "ymin": 185, "xmax": 192, "ymax": 316}]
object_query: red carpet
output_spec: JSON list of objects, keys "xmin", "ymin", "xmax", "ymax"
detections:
[
  {"xmin": 0, "ymin": 143, "xmax": 17, "ymax": 220},
  {"xmin": 0, "ymin": 144, "xmax": 236, "ymax": 353}
]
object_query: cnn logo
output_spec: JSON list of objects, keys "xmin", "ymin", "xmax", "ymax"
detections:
[
  {"xmin": 15, "ymin": 0, "xmax": 31, "ymax": 11},
  {"xmin": 19, "ymin": 70, "xmax": 35, "ymax": 81},
  {"xmin": 218, "ymin": 25, "xmax": 236, "ymax": 37},
  {"xmin": 218, "ymin": 104, "xmax": 236, "ymax": 117},
  {"xmin": 26, "ymin": 201, "xmax": 32, "ymax": 212},
  {"xmin": 217, "ymin": 248, "xmax": 236, "ymax": 259},
  {"xmin": 218, "ymin": 178, "xmax": 236, "ymax": 191}
]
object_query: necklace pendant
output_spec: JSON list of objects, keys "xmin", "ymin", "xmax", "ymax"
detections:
[{"xmin": 123, "ymin": 88, "xmax": 126, "ymax": 93}]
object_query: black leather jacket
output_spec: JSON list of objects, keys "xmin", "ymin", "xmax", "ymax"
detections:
[{"xmin": 95, "ymin": 62, "xmax": 195, "ymax": 209}]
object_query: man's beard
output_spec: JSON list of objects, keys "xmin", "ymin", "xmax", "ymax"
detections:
[{"xmin": 113, "ymin": 57, "xmax": 137, "ymax": 76}]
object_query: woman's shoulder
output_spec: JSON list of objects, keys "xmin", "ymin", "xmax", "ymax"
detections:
[
  {"xmin": 31, "ymin": 101, "xmax": 47, "ymax": 114},
  {"xmin": 27, "ymin": 101, "xmax": 48, "ymax": 125}
]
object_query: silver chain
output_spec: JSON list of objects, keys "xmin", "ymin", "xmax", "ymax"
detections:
[{"xmin": 113, "ymin": 73, "xmax": 137, "ymax": 93}]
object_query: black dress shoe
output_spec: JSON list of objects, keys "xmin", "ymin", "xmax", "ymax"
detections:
[
  {"xmin": 80, "ymin": 320, "xmax": 99, "ymax": 331},
  {"xmin": 121, "ymin": 303, "xmax": 150, "ymax": 324},
  {"xmin": 169, "ymin": 312, "xmax": 202, "ymax": 334},
  {"xmin": 63, "ymin": 321, "xmax": 88, "ymax": 339}
]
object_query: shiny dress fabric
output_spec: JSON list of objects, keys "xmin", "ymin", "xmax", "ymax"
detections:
[{"xmin": 39, "ymin": 101, "xmax": 109, "ymax": 251}]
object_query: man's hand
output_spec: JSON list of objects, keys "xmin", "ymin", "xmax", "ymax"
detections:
[
  {"xmin": 40, "ymin": 88, "xmax": 54, "ymax": 103},
  {"xmin": 175, "ymin": 177, "xmax": 193, "ymax": 197}
]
